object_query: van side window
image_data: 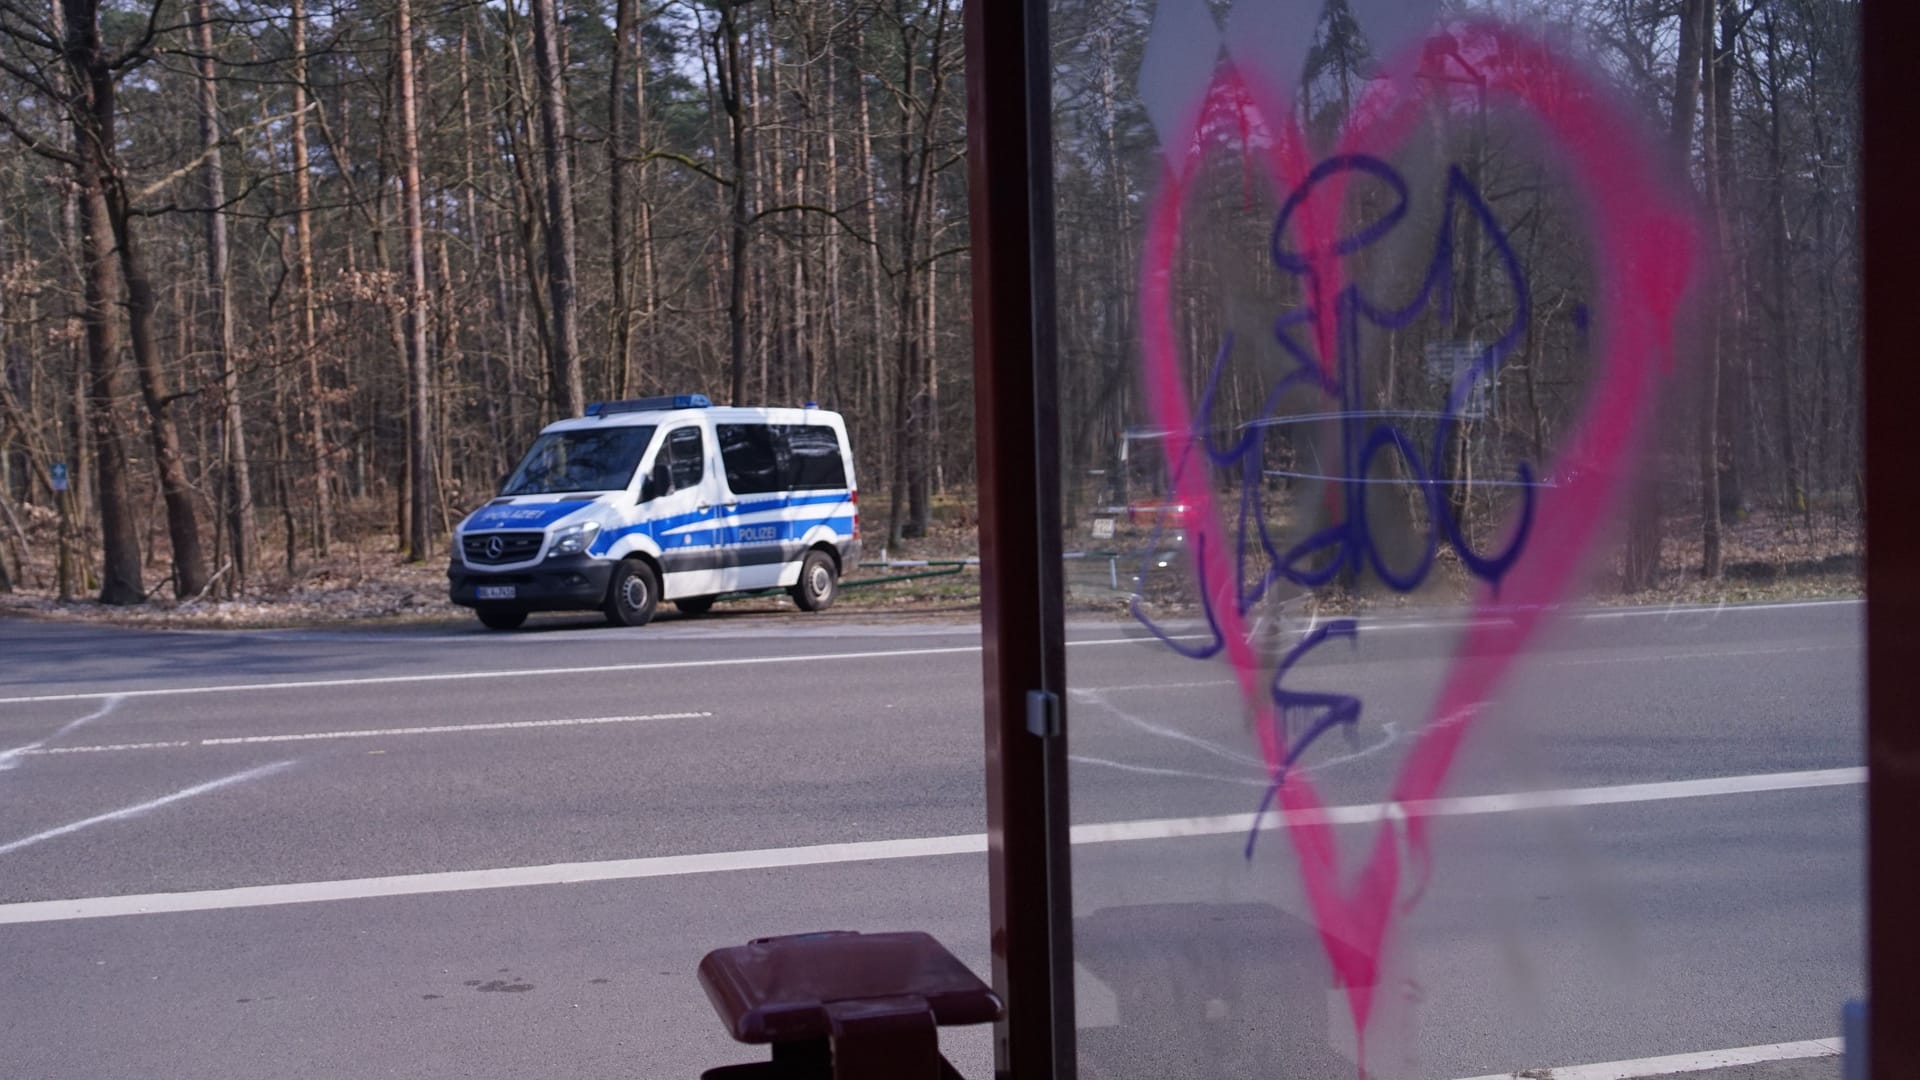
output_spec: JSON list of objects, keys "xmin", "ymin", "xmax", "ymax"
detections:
[
  {"xmin": 784, "ymin": 425, "xmax": 847, "ymax": 490},
  {"xmin": 667, "ymin": 426, "xmax": 704, "ymax": 490},
  {"xmin": 718, "ymin": 424, "xmax": 783, "ymax": 495}
]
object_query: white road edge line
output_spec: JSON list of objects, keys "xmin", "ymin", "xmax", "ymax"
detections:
[
  {"xmin": 0, "ymin": 635, "xmax": 1194, "ymax": 705},
  {"xmin": 1143, "ymin": 597, "xmax": 1860, "ymax": 636},
  {"xmin": 0, "ymin": 766, "xmax": 1862, "ymax": 926},
  {"xmin": 18, "ymin": 711, "xmax": 716, "ymax": 755},
  {"xmin": 1451, "ymin": 1036, "xmax": 1842, "ymax": 1080},
  {"xmin": 0, "ymin": 760, "xmax": 296, "ymax": 858}
]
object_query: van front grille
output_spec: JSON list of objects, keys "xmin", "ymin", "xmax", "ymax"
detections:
[{"xmin": 463, "ymin": 531, "xmax": 544, "ymax": 565}]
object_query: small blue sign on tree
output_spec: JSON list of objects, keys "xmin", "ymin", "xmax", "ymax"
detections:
[{"xmin": 50, "ymin": 462, "xmax": 68, "ymax": 493}]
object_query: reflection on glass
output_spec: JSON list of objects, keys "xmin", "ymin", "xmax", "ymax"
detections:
[
  {"xmin": 502, "ymin": 425, "xmax": 657, "ymax": 496},
  {"xmin": 1056, "ymin": 1, "xmax": 1862, "ymax": 1076}
]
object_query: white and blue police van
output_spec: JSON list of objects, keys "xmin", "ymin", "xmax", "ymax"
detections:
[{"xmin": 448, "ymin": 394, "xmax": 861, "ymax": 630}]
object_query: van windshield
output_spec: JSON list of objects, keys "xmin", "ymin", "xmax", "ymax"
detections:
[{"xmin": 501, "ymin": 425, "xmax": 657, "ymax": 496}]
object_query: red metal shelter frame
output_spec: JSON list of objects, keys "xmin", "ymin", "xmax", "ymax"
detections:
[
  {"xmin": 1862, "ymin": 2, "xmax": 1916, "ymax": 1078},
  {"xmin": 965, "ymin": 0, "xmax": 1075, "ymax": 1077}
]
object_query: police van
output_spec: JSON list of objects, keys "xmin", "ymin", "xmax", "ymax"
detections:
[{"xmin": 448, "ymin": 395, "xmax": 861, "ymax": 630}]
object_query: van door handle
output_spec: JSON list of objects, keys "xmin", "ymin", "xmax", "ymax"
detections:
[
  {"xmin": 723, "ymin": 501, "xmax": 738, "ymax": 511},
  {"xmin": 696, "ymin": 501, "xmax": 712, "ymax": 511}
]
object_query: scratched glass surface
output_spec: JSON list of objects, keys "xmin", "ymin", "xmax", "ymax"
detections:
[{"xmin": 1053, "ymin": 1, "xmax": 1862, "ymax": 1077}]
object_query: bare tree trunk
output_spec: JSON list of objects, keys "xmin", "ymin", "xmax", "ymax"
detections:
[
  {"xmin": 529, "ymin": 0, "xmax": 582, "ymax": 416},
  {"xmin": 107, "ymin": 177, "xmax": 208, "ymax": 598},
  {"xmin": 198, "ymin": 0, "xmax": 254, "ymax": 590},
  {"xmin": 632, "ymin": 22, "xmax": 658, "ymax": 398},
  {"xmin": 766, "ymin": 28, "xmax": 789, "ymax": 404},
  {"xmin": 73, "ymin": 202, "xmax": 140, "ymax": 599},
  {"xmin": 752, "ymin": 22, "xmax": 771, "ymax": 402},
  {"xmin": 52, "ymin": 0, "xmax": 195, "ymax": 602},
  {"xmin": 824, "ymin": 21, "xmax": 844, "ymax": 413},
  {"xmin": 395, "ymin": 0, "xmax": 433, "ymax": 561},
  {"xmin": 48, "ymin": 0, "xmax": 109, "ymax": 598},
  {"xmin": 886, "ymin": 6, "xmax": 921, "ymax": 546},
  {"xmin": 856, "ymin": 23, "xmax": 885, "ymax": 458},
  {"xmin": 1697, "ymin": 0, "xmax": 1725, "ymax": 579},
  {"xmin": 714, "ymin": 3, "xmax": 750, "ymax": 404},
  {"xmin": 291, "ymin": 0, "xmax": 329, "ymax": 557},
  {"xmin": 62, "ymin": 303, "xmax": 90, "ymax": 599},
  {"xmin": 609, "ymin": 0, "xmax": 634, "ymax": 399},
  {"xmin": 1624, "ymin": 0, "xmax": 1706, "ymax": 593},
  {"xmin": 1761, "ymin": 6, "xmax": 1799, "ymax": 514},
  {"xmin": 800, "ymin": 2, "xmax": 822, "ymax": 404},
  {"xmin": 886, "ymin": 0, "xmax": 953, "ymax": 542},
  {"xmin": 1710, "ymin": 0, "xmax": 1747, "ymax": 523},
  {"xmin": 274, "ymin": 365, "xmax": 297, "ymax": 578}
]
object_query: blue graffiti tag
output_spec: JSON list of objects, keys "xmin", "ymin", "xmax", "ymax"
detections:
[{"xmin": 1127, "ymin": 156, "xmax": 1537, "ymax": 849}]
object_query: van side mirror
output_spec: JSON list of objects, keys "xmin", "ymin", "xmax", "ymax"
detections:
[
  {"xmin": 497, "ymin": 474, "xmax": 511, "ymax": 494},
  {"xmin": 643, "ymin": 459, "xmax": 671, "ymax": 500}
]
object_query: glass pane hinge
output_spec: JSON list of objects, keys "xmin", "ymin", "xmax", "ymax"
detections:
[{"xmin": 1026, "ymin": 689, "xmax": 1061, "ymax": 738}]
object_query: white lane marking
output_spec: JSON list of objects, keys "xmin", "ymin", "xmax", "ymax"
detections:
[
  {"xmin": 1073, "ymin": 679, "xmax": 1238, "ymax": 695},
  {"xmin": 1066, "ymin": 767, "xmax": 1862, "ymax": 844},
  {"xmin": 0, "ymin": 760, "xmax": 296, "ymax": 858},
  {"xmin": 21, "ymin": 741, "xmax": 196, "ymax": 755},
  {"xmin": 0, "ymin": 635, "xmax": 1203, "ymax": 706},
  {"xmin": 1451, "ymin": 1036, "xmax": 1842, "ymax": 1080},
  {"xmin": 1075, "ymin": 638, "xmax": 1857, "ymax": 695},
  {"xmin": 0, "ymin": 766, "xmax": 1862, "ymax": 925},
  {"xmin": 1548, "ymin": 641, "xmax": 1855, "ymax": 667},
  {"xmin": 17, "ymin": 712, "xmax": 714, "ymax": 757},
  {"xmin": 0, "ymin": 631, "xmax": 1846, "ymax": 714},
  {"xmin": 0, "ymin": 696, "xmax": 123, "ymax": 770}
]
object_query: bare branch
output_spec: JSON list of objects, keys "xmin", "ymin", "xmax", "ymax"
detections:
[
  {"xmin": 108, "ymin": 0, "xmax": 174, "ymax": 71},
  {"xmin": 617, "ymin": 147, "xmax": 733, "ymax": 187},
  {"xmin": 0, "ymin": 46, "xmax": 62, "ymax": 97},
  {"xmin": 748, "ymin": 201, "xmax": 880, "ymax": 250},
  {"xmin": 134, "ymin": 101, "xmax": 315, "ymax": 201},
  {"xmin": 0, "ymin": 99, "xmax": 78, "ymax": 166}
]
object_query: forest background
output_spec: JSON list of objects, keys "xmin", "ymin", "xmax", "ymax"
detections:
[{"xmin": 0, "ymin": 0, "xmax": 1860, "ymax": 615}]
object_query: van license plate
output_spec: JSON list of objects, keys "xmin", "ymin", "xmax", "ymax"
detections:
[{"xmin": 477, "ymin": 586, "xmax": 516, "ymax": 600}]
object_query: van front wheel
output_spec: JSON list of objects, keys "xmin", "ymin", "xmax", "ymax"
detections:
[
  {"xmin": 605, "ymin": 560, "xmax": 659, "ymax": 627},
  {"xmin": 477, "ymin": 608, "xmax": 528, "ymax": 631},
  {"xmin": 790, "ymin": 550, "xmax": 838, "ymax": 612}
]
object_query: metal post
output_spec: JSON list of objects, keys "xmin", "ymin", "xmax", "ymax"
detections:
[
  {"xmin": 1863, "ymin": 2, "xmax": 1916, "ymax": 1077},
  {"xmin": 964, "ymin": 1, "xmax": 1074, "ymax": 1078}
]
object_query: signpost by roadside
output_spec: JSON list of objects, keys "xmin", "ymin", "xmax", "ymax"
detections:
[{"xmin": 51, "ymin": 461, "xmax": 75, "ymax": 601}]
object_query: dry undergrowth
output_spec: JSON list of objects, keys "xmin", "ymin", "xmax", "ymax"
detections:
[{"xmin": 0, "ymin": 496, "xmax": 1859, "ymax": 631}]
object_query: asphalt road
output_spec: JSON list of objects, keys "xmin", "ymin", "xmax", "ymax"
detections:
[{"xmin": 0, "ymin": 598, "xmax": 1863, "ymax": 1079}]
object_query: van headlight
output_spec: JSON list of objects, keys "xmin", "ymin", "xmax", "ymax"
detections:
[{"xmin": 548, "ymin": 522, "xmax": 601, "ymax": 557}]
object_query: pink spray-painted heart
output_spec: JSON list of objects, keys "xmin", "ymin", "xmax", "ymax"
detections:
[{"xmin": 1136, "ymin": 21, "xmax": 1698, "ymax": 1069}]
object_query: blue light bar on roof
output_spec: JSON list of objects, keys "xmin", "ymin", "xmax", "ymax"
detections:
[{"xmin": 584, "ymin": 394, "xmax": 712, "ymax": 417}]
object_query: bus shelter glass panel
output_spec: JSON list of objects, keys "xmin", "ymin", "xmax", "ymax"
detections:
[{"xmin": 1050, "ymin": 2, "xmax": 1863, "ymax": 1077}]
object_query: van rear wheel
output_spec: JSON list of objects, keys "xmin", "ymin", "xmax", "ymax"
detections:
[
  {"xmin": 675, "ymin": 596, "xmax": 715, "ymax": 616},
  {"xmin": 790, "ymin": 549, "xmax": 838, "ymax": 612},
  {"xmin": 477, "ymin": 608, "xmax": 528, "ymax": 631},
  {"xmin": 604, "ymin": 560, "xmax": 659, "ymax": 627}
]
